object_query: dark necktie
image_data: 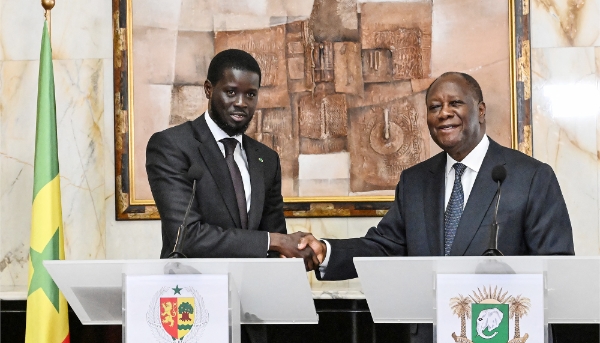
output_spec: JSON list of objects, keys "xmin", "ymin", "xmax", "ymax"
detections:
[
  {"xmin": 220, "ymin": 138, "xmax": 248, "ymax": 230},
  {"xmin": 444, "ymin": 162, "xmax": 467, "ymax": 256}
]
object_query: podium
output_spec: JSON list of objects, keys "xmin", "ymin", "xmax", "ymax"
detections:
[
  {"xmin": 44, "ymin": 258, "xmax": 318, "ymax": 342},
  {"xmin": 354, "ymin": 256, "xmax": 600, "ymax": 342}
]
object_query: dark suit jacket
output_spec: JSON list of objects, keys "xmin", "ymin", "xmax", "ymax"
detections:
[
  {"xmin": 146, "ymin": 114, "xmax": 287, "ymax": 259},
  {"xmin": 321, "ymin": 139, "xmax": 574, "ymax": 342}
]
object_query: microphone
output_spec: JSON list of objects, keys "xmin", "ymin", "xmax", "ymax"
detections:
[
  {"xmin": 483, "ymin": 165, "xmax": 507, "ymax": 256},
  {"xmin": 168, "ymin": 164, "xmax": 204, "ymax": 259}
]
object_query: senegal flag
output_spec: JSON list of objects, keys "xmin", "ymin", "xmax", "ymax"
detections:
[{"xmin": 25, "ymin": 21, "xmax": 70, "ymax": 343}]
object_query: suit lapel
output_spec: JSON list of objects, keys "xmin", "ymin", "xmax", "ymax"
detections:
[
  {"xmin": 191, "ymin": 114, "xmax": 241, "ymax": 228},
  {"xmin": 243, "ymin": 137, "xmax": 265, "ymax": 231},
  {"xmin": 424, "ymin": 153, "xmax": 446, "ymax": 256},
  {"xmin": 450, "ymin": 140, "xmax": 506, "ymax": 255}
]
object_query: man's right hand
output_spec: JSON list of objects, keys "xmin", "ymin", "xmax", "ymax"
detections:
[
  {"xmin": 269, "ymin": 232, "xmax": 321, "ymax": 271},
  {"xmin": 297, "ymin": 234, "xmax": 326, "ymax": 265}
]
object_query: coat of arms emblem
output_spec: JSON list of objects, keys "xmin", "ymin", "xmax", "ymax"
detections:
[
  {"xmin": 146, "ymin": 285, "xmax": 210, "ymax": 342},
  {"xmin": 450, "ymin": 286, "xmax": 531, "ymax": 343}
]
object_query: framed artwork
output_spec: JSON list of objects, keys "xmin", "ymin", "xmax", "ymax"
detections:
[{"xmin": 113, "ymin": 0, "xmax": 532, "ymax": 220}]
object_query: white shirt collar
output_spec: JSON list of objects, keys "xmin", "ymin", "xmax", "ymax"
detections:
[
  {"xmin": 204, "ymin": 110, "xmax": 243, "ymax": 146},
  {"xmin": 445, "ymin": 135, "xmax": 490, "ymax": 176}
]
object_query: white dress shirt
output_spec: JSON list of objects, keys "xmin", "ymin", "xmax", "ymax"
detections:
[
  {"xmin": 205, "ymin": 112, "xmax": 271, "ymax": 251},
  {"xmin": 444, "ymin": 135, "xmax": 489, "ymax": 210},
  {"xmin": 205, "ymin": 111, "xmax": 251, "ymax": 212},
  {"xmin": 319, "ymin": 135, "xmax": 491, "ymax": 276}
]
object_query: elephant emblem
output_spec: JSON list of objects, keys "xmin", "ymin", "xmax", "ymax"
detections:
[{"xmin": 476, "ymin": 308, "xmax": 503, "ymax": 339}]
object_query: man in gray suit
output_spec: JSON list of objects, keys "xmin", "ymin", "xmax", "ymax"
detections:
[
  {"xmin": 297, "ymin": 72, "xmax": 575, "ymax": 342},
  {"xmin": 146, "ymin": 49, "xmax": 318, "ymax": 343}
]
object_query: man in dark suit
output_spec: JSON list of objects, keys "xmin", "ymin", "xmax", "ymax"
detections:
[
  {"xmin": 146, "ymin": 49, "xmax": 318, "ymax": 343},
  {"xmin": 297, "ymin": 72, "xmax": 575, "ymax": 342}
]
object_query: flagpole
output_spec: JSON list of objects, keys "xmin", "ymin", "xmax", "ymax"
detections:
[
  {"xmin": 41, "ymin": 0, "xmax": 54, "ymax": 39},
  {"xmin": 26, "ymin": 1, "xmax": 71, "ymax": 342}
]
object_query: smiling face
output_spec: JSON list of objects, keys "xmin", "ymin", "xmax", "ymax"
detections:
[
  {"xmin": 204, "ymin": 68, "xmax": 260, "ymax": 136},
  {"xmin": 426, "ymin": 73, "xmax": 486, "ymax": 161}
]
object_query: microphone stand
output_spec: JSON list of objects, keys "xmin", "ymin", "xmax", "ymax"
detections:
[
  {"xmin": 168, "ymin": 179, "xmax": 197, "ymax": 259},
  {"xmin": 483, "ymin": 179, "xmax": 504, "ymax": 256}
]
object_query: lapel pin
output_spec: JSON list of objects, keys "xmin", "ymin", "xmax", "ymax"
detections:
[{"xmin": 258, "ymin": 158, "xmax": 263, "ymax": 162}]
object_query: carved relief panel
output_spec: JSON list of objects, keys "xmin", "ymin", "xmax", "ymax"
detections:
[
  {"xmin": 333, "ymin": 42, "xmax": 364, "ymax": 96},
  {"xmin": 312, "ymin": 42, "xmax": 334, "ymax": 83},
  {"xmin": 373, "ymin": 27, "xmax": 424, "ymax": 80},
  {"xmin": 349, "ymin": 93, "xmax": 429, "ymax": 192},
  {"xmin": 116, "ymin": 0, "xmax": 519, "ymax": 218},
  {"xmin": 360, "ymin": 2, "xmax": 432, "ymax": 80},
  {"xmin": 245, "ymin": 108, "xmax": 297, "ymax": 195},
  {"xmin": 298, "ymin": 91, "xmax": 348, "ymax": 155},
  {"xmin": 362, "ymin": 49, "xmax": 394, "ymax": 83}
]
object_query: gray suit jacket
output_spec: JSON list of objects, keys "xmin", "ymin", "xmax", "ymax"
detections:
[
  {"xmin": 321, "ymin": 139, "xmax": 574, "ymax": 342},
  {"xmin": 146, "ymin": 114, "xmax": 287, "ymax": 259}
]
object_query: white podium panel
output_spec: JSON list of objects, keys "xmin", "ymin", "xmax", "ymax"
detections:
[
  {"xmin": 44, "ymin": 258, "xmax": 318, "ymax": 326},
  {"xmin": 354, "ymin": 256, "xmax": 600, "ymax": 324}
]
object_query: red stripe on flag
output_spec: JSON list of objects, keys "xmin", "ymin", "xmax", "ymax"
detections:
[{"xmin": 62, "ymin": 333, "xmax": 70, "ymax": 343}]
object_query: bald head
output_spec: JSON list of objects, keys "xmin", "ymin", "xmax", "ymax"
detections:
[{"xmin": 426, "ymin": 72, "xmax": 483, "ymax": 104}]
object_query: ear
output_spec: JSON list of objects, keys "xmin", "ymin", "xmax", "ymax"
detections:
[
  {"xmin": 478, "ymin": 101, "xmax": 486, "ymax": 124},
  {"xmin": 490, "ymin": 309, "xmax": 502, "ymax": 328},
  {"xmin": 490, "ymin": 314, "xmax": 499, "ymax": 327},
  {"xmin": 204, "ymin": 80, "xmax": 212, "ymax": 100}
]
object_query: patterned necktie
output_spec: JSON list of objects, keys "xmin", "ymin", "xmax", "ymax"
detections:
[
  {"xmin": 220, "ymin": 138, "xmax": 248, "ymax": 230},
  {"xmin": 444, "ymin": 162, "xmax": 467, "ymax": 256}
]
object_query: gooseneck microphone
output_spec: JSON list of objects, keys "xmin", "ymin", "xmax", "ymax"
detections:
[
  {"xmin": 168, "ymin": 164, "xmax": 204, "ymax": 259},
  {"xmin": 483, "ymin": 165, "xmax": 507, "ymax": 256}
]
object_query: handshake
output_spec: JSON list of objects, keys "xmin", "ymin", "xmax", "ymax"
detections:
[{"xmin": 269, "ymin": 232, "xmax": 327, "ymax": 271}]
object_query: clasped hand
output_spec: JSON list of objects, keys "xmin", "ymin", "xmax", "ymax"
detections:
[{"xmin": 269, "ymin": 232, "xmax": 326, "ymax": 271}]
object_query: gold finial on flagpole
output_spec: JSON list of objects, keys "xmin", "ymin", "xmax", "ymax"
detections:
[
  {"xmin": 41, "ymin": 0, "xmax": 55, "ymax": 10},
  {"xmin": 42, "ymin": 0, "xmax": 55, "ymax": 36}
]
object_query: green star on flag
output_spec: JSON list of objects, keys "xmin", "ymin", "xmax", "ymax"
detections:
[{"xmin": 28, "ymin": 228, "xmax": 61, "ymax": 311}]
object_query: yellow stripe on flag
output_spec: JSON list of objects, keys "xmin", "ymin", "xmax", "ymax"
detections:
[
  {"xmin": 29, "ymin": 176, "xmax": 64, "ymax": 254},
  {"xmin": 26, "ymin": 175, "xmax": 69, "ymax": 343},
  {"xmin": 25, "ymin": 287, "xmax": 69, "ymax": 343}
]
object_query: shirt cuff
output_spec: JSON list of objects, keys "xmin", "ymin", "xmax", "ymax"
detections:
[
  {"xmin": 267, "ymin": 232, "xmax": 271, "ymax": 256},
  {"xmin": 318, "ymin": 240, "xmax": 332, "ymax": 278}
]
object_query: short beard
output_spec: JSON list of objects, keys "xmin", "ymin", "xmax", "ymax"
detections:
[{"xmin": 209, "ymin": 102, "xmax": 250, "ymax": 136}]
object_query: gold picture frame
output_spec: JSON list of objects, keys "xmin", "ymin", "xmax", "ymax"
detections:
[{"xmin": 113, "ymin": 0, "xmax": 532, "ymax": 220}]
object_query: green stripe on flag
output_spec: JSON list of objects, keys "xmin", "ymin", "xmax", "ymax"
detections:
[{"xmin": 33, "ymin": 21, "xmax": 59, "ymax": 199}]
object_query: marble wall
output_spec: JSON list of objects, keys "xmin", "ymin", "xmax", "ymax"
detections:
[
  {"xmin": 0, "ymin": 0, "xmax": 163, "ymax": 292},
  {"xmin": 530, "ymin": 0, "xmax": 600, "ymax": 255},
  {"xmin": 1, "ymin": 0, "xmax": 599, "ymax": 296}
]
